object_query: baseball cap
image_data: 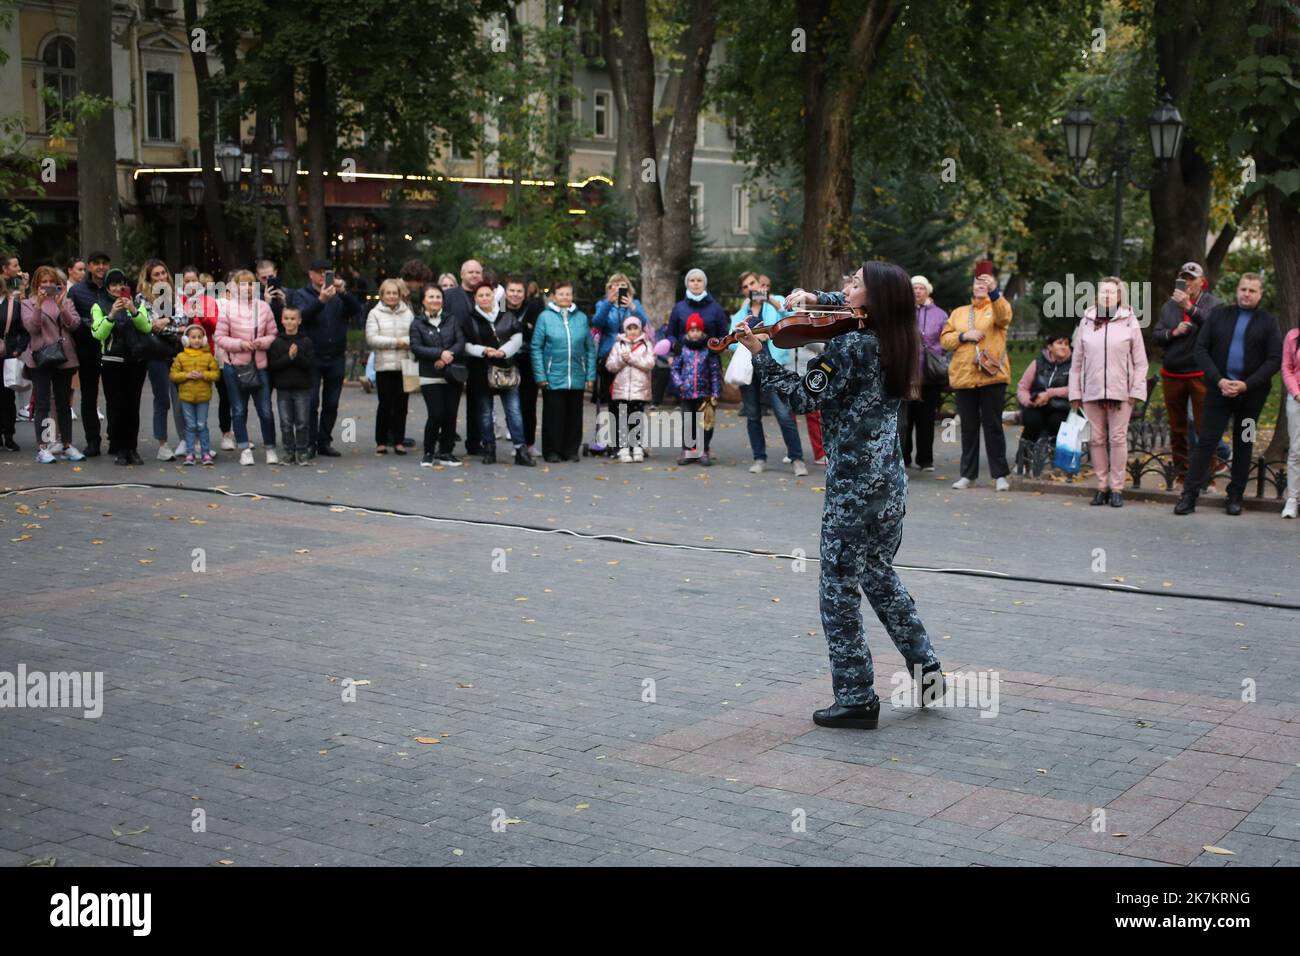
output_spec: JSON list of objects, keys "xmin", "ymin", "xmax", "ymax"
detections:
[
  {"xmin": 309, "ymin": 258, "xmax": 331, "ymax": 272},
  {"xmin": 1178, "ymin": 262, "xmax": 1204, "ymax": 278}
]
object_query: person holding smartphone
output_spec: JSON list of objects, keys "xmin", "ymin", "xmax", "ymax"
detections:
[
  {"xmin": 90, "ymin": 268, "xmax": 153, "ymax": 465},
  {"xmin": 292, "ymin": 258, "xmax": 361, "ymax": 458},
  {"xmin": 21, "ymin": 266, "xmax": 82, "ymax": 463},
  {"xmin": 731, "ymin": 270, "xmax": 806, "ymax": 475},
  {"xmin": 1153, "ymin": 261, "xmax": 1223, "ymax": 488},
  {"xmin": 1, "ymin": 253, "xmax": 28, "ymax": 451},
  {"xmin": 592, "ymin": 273, "xmax": 650, "ymax": 407}
]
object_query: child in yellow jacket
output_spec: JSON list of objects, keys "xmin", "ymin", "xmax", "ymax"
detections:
[{"xmin": 169, "ymin": 323, "xmax": 221, "ymax": 464}]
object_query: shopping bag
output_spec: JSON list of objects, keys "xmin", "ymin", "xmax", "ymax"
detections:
[
  {"xmin": 3, "ymin": 357, "xmax": 30, "ymax": 391},
  {"xmin": 724, "ymin": 345, "xmax": 753, "ymax": 386},
  {"xmin": 1053, "ymin": 409, "xmax": 1087, "ymax": 474},
  {"xmin": 401, "ymin": 357, "xmax": 421, "ymax": 394}
]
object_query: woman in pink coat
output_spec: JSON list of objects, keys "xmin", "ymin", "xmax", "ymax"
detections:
[
  {"xmin": 605, "ymin": 314, "xmax": 654, "ymax": 462},
  {"xmin": 1281, "ymin": 327, "xmax": 1300, "ymax": 519},
  {"xmin": 1068, "ymin": 276, "xmax": 1148, "ymax": 508},
  {"xmin": 216, "ymin": 269, "xmax": 279, "ymax": 465},
  {"xmin": 21, "ymin": 265, "xmax": 83, "ymax": 462}
]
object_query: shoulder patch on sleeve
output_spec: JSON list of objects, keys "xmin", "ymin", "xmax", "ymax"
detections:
[{"xmin": 803, "ymin": 358, "xmax": 836, "ymax": 394}]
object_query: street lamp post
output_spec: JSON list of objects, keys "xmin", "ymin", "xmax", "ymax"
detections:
[
  {"xmin": 218, "ymin": 141, "xmax": 294, "ymax": 263},
  {"xmin": 1062, "ymin": 93, "xmax": 1186, "ymax": 277},
  {"xmin": 149, "ymin": 175, "xmax": 206, "ymax": 268}
]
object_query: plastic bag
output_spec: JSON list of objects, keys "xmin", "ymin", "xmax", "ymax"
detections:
[
  {"xmin": 1053, "ymin": 409, "xmax": 1087, "ymax": 474},
  {"xmin": 3, "ymin": 357, "xmax": 30, "ymax": 391},
  {"xmin": 724, "ymin": 345, "xmax": 753, "ymax": 386}
]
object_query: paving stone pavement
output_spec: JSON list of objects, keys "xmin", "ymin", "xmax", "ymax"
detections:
[{"xmin": 1, "ymin": 388, "xmax": 1298, "ymax": 867}]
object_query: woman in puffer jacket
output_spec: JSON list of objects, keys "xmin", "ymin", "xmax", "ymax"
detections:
[
  {"xmin": 1068, "ymin": 276, "xmax": 1148, "ymax": 508},
  {"xmin": 366, "ymin": 278, "xmax": 415, "ymax": 455},
  {"xmin": 215, "ymin": 269, "xmax": 279, "ymax": 465},
  {"xmin": 605, "ymin": 314, "xmax": 655, "ymax": 462}
]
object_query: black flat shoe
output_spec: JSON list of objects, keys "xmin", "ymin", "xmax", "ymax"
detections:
[
  {"xmin": 127, "ymin": 449, "xmax": 144, "ymax": 465},
  {"xmin": 514, "ymin": 448, "xmax": 535, "ymax": 467},
  {"xmin": 393, "ymin": 446, "xmax": 407, "ymax": 456},
  {"xmin": 1091, "ymin": 490, "xmax": 1110, "ymax": 506},
  {"xmin": 1226, "ymin": 496, "xmax": 1243, "ymax": 516},
  {"xmin": 544, "ymin": 453, "xmax": 561, "ymax": 463},
  {"xmin": 114, "ymin": 452, "xmax": 130, "ymax": 466},
  {"xmin": 813, "ymin": 698, "xmax": 880, "ymax": 730},
  {"xmin": 481, "ymin": 448, "xmax": 497, "ymax": 465},
  {"xmin": 375, "ymin": 447, "xmax": 388, "ymax": 455},
  {"xmin": 83, "ymin": 442, "xmax": 99, "ymax": 457},
  {"xmin": 1174, "ymin": 492, "xmax": 1196, "ymax": 515},
  {"xmin": 1, "ymin": 435, "xmax": 19, "ymax": 452},
  {"xmin": 1109, "ymin": 491, "xmax": 1123, "ymax": 508},
  {"xmin": 317, "ymin": 445, "xmax": 341, "ymax": 458}
]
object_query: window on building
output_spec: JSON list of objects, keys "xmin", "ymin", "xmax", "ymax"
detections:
[
  {"xmin": 41, "ymin": 37, "xmax": 77, "ymax": 132},
  {"xmin": 690, "ymin": 182, "xmax": 705, "ymax": 231},
  {"xmin": 731, "ymin": 184, "xmax": 751, "ymax": 234},
  {"xmin": 146, "ymin": 71, "xmax": 177, "ymax": 142},
  {"xmin": 594, "ymin": 90, "xmax": 613, "ymax": 140}
]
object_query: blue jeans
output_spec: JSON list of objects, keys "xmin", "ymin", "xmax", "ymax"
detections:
[
  {"xmin": 309, "ymin": 354, "xmax": 347, "ymax": 450},
  {"xmin": 221, "ymin": 364, "xmax": 276, "ymax": 449},
  {"xmin": 180, "ymin": 400, "xmax": 210, "ymax": 455},
  {"xmin": 147, "ymin": 357, "xmax": 187, "ymax": 443},
  {"xmin": 477, "ymin": 387, "xmax": 525, "ymax": 449},
  {"xmin": 741, "ymin": 366, "xmax": 803, "ymax": 461},
  {"xmin": 277, "ymin": 387, "xmax": 311, "ymax": 453}
]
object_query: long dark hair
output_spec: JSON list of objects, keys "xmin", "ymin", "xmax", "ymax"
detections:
[{"xmin": 862, "ymin": 260, "xmax": 921, "ymax": 401}]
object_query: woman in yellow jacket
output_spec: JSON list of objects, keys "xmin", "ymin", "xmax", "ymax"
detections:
[{"xmin": 939, "ymin": 272, "xmax": 1013, "ymax": 490}]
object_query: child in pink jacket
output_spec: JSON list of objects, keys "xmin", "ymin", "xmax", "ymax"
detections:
[
  {"xmin": 1067, "ymin": 277, "xmax": 1148, "ymax": 508},
  {"xmin": 215, "ymin": 270, "xmax": 279, "ymax": 464},
  {"xmin": 605, "ymin": 314, "xmax": 654, "ymax": 462},
  {"xmin": 1282, "ymin": 327, "xmax": 1300, "ymax": 518}
]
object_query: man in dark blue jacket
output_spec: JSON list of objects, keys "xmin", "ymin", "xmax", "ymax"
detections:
[
  {"xmin": 293, "ymin": 258, "xmax": 362, "ymax": 458},
  {"xmin": 66, "ymin": 251, "xmax": 113, "ymax": 456},
  {"xmin": 1175, "ymin": 273, "xmax": 1283, "ymax": 516}
]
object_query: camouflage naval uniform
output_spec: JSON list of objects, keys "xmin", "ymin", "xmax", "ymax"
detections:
[{"xmin": 752, "ymin": 291, "xmax": 940, "ymax": 706}]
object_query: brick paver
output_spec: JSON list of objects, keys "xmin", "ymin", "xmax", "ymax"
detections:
[{"xmin": 2, "ymin": 388, "xmax": 1298, "ymax": 865}]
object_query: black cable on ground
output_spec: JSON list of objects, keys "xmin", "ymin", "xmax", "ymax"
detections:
[{"xmin": 5, "ymin": 481, "xmax": 1300, "ymax": 613}]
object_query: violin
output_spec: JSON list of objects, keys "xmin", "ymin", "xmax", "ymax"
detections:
[{"xmin": 706, "ymin": 307, "xmax": 869, "ymax": 353}]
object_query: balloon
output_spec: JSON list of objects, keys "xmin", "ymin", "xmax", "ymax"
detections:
[{"xmin": 653, "ymin": 338, "xmax": 671, "ymax": 357}]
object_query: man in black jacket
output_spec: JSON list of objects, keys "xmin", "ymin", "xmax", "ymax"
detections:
[
  {"xmin": 66, "ymin": 251, "xmax": 113, "ymax": 456},
  {"xmin": 292, "ymin": 258, "xmax": 361, "ymax": 459},
  {"xmin": 1175, "ymin": 273, "xmax": 1283, "ymax": 515},
  {"xmin": 1152, "ymin": 261, "xmax": 1222, "ymax": 485},
  {"xmin": 441, "ymin": 259, "xmax": 484, "ymax": 454}
]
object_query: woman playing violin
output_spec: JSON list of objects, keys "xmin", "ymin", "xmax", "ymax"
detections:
[{"xmin": 734, "ymin": 261, "xmax": 945, "ymax": 729}]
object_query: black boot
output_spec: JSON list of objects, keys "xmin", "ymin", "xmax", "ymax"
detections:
[
  {"xmin": 114, "ymin": 451, "xmax": 130, "ymax": 466},
  {"xmin": 514, "ymin": 447, "xmax": 535, "ymax": 467},
  {"xmin": 1109, "ymin": 490, "xmax": 1123, "ymax": 508},
  {"xmin": 1226, "ymin": 495, "xmax": 1244, "ymax": 516},
  {"xmin": 919, "ymin": 664, "xmax": 948, "ymax": 707},
  {"xmin": 83, "ymin": 440, "xmax": 99, "ymax": 457},
  {"xmin": 481, "ymin": 446, "xmax": 497, "ymax": 465},
  {"xmin": 813, "ymin": 696, "xmax": 881, "ymax": 729},
  {"xmin": 1, "ymin": 434, "xmax": 18, "ymax": 452},
  {"xmin": 1090, "ymin": 490, "xmax": 1110, "ymax": 506},
  {"xmin": 127, "ymin": 449, "xmax": 144, "ymax": 465},
  {"xmin": 1174, "ymin": 491, "xmax": 1197, "ymax": 515}
]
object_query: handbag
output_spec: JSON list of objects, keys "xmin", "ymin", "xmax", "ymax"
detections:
[
  {"xmin": 32, "ymin": 338, "xmax": 67, "ymax": 369},
  {"xmin": 484, "ymin": 319, "xmax": 520, "ymax": 392},
  {"xmin": 4, "ymin": 357, "xmax": 30, "ymax": 390},
  {"xmin": 233, "ymin": 359, "xmax": 261, "ymax": 390},
  {"xmin": 724, "ymin": 344, "xmax": 754, "ymax": 386},
  {"xmin": 401, "ymin": 357, "xmax": 421, "ymax": 394},
  {"xmin": 968, "ymin": 310, "xmax": 1007, "ymax": 378},
  {"xmin": 924, "ymin": 348, "xmax": 952, "ymax": 387}
]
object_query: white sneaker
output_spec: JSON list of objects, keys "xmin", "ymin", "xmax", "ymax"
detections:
[
  {"xmin": 239, "ymin": 448, "xmax": 255, "ymax": 466},
  {"xmin": 97, "ymin": 408, "xmax": 105, "ymax": 421},
  {"xmin": 617, "ymin": 448, "xmax": 632, "ymax": 463},
  {"xmin": 793, "ymin": 460, "xmax": 808, "ymax": 477},
  {"xmin": 157, "ymin": 443, "xmax": 175, "ymax": 461},
  {"xmin": 952, "ymin": 477, "xmax": 972, "ymax": 490},
  {"xmin": 995, "ymin": 476, "xmax": 1011, "ymax": 492},
  {"xmin": 527, "ymin": 445, "xmax": 540, "ymax": 458},
  {"xmin": 71, "ymin": 408, "xmax": 78, "ymax": 420},
  {"xmin": 221, "ymin": 433, "xmax": 235, "ymax": 450},
  {"xmin": 923, "ymin": 466, "xmax": 936, "ymax": 472},
  {"xmin": 61, "ymin": 446, "xmax": 85, "ymax": 462},
  {"xmin": 48, "ymin": 441, "xmax": 64, "ymax": 455},
  {"xmin": 266, "ymin": 448, "xmax": 279, "ymax": 465},
  {"xmin": 35, "ymin": 446, "xmax": 56, "ymax": 464},
  {"xmin": 782, "ymin": 455, "xmax": 791, "ymax": 464},
  {"xmin": 174, "ymin": 440, "xmax": 187, "ymax": 457},
  {"xmin": 1283, "ymin": 497, "xmax": 1298, "ymax": 519},
  {"xmin": 814, "ymin": 456, "xmax": 828, "ymax": 466},
  {"xmin": 749, "ymin": 460, "xmax": 765, "ymax": 474},
  {"xmin": 632, "ymin": 447, "xmax": 644, "ymax": 463}
]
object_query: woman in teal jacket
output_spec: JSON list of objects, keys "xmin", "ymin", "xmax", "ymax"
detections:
[{"xmin": 530, "ymin": 281, "xmax": 595, "ymax": 462}]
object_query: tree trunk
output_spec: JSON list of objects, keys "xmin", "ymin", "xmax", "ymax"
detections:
[
  {"xmin": 796, "ymin": 0, "xmax": 899, "ymax": 290},
  {"xmin": 620, "ymin": 0, "xmax": 718, "ymax": 323},
  {"xmin": 552, "ymin": 2, "xmax": 576, "ymax": 180},
  {"xmin": 183, "ymin": 0, "xmax": 234, "ymax": 272},
  {"xmin": 598, "ymin": 0, "xmax": 633, "ymax": 203},
  {"xmin": 306, "ymin": 56, "xmax": 329, "ymax": 261},
  {"xmin": 75, "ymin": 0, "xmax": 120, "ymax": 260},
  {"xmin": 279, "ymin": 69, "xmax": 309, "ymax": 275}
]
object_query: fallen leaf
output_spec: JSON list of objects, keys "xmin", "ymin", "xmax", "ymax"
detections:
[
  {"xmin": 414, "ymin": 737, "xmax": 440, "ymax": 744},
  {"xmin": 139, "ymin": 559, "xmax": 153, "ymax": 565},
  {"xmin": 26, "ymin": 856, "xmax": 57, "ymax": 867},
  {"xmin": 14, "ymin": 504, "xmax": 31, "ymax": 515},
  {"xmin": 1202, "ymin": 845, "xmax": 1234, "ymax": 856},
  {"xmin": 1035, "ymin": 768, "xmax": 1048, "ymax": 774},
  {"xmin": 111, "ymin": 825, "xmax": 150, "ymax": 838},
  {"xmin": 771, "ymin": 597, "xmax": 780, "ymax": 603},
  {"xmin": 352, "ymin": 679, "xmax": 370, "ymax": 686},
  {"xmin": 514, "ymin": 597, "xmax": 528, "ymax": 602},
  {"xmin": 575, "ymin": 803, "xmax": 590, "ymax": 810},
  {"xmin": 91, "ymin": 539, "xmax": 105, "ymax": 545},
  {"xmin": 451, "ymin": 848, "xmax": 464, "ymax": 857},
  {"xmin": 295, "ymin": 548, "xmax": 311, "ymax": 554},
  {"xmin": 10, "ymin": 534, "xmax": 31, "ymax": 542},
  {"xmin": 455, "ymin": 682, "xmax": 473, "ymax": 688},
  {"xmin": 1112, "ymin": 832, "xmax": 1129, "ymax": 838},
  {"xmin": 217, "ymin": 859, "xmax": 235, "ymax": 865}
]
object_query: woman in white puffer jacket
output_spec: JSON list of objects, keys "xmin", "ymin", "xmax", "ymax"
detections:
[{"xmin": 365, "ymin": 278, "xmax": 414, "ymax": 455}]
